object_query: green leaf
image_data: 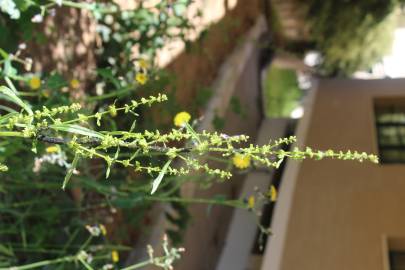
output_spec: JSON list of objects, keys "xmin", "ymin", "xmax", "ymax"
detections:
[
  {"xmin": 31, "ymin": 139, "xmax": 37, "ymax": 154},
  {"xmin": 151, "ymin": 159, "xmax": 172, "ymax": 194},
  {"xmin": 0, "ymin": 86, "xmax": 33, "ymax": 115},
  {"xmin": 0, "ymin": 105, "xmax": 17, "ymax": 113},
  {"xmin": 114, "ymin": 146, "xmax": 120, "ymax": 160},
  {"xmin": 46, "ymin": 73, "xmax": 67, "ymax": 90},
  {"xmin": 3, "ymin": 59, "xmax": 17, "ymax": 77},
  {"xmin": 0, "ymin": 48, "xmax": 8, "ymax": 59},
  {"xmin": 14, "ymin": 0, "xmax": 35, "ymax": 11},
  {"xmin": 62, "ymin": 154, "xmax": 80, "ymax": 190},
  {"xmin": 0, "ymin": 244, "xmax": 13, "ymax": 257},
  {"xmin": 97, "ymin": 68, "xmax": 121, "ymax": 89},
  {"xmin": 4, "ymin": 77, "xmax": 18, "ymax": 94},
  {"xmin": 105, "ymin": 162, "xmax": 111, "ymax": 179},
  {"xmin": 50, "ymin": 124, "xmax": 103, "ymax": 139},
  {"xmin": 184, "ymin": 122, "xmax": 201, "ymax": 143},
  {"xmin": 129, "ymin": 119, "xmax": 137, "ymax": 132}
]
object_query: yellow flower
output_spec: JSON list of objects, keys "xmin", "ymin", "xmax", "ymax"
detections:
[
  {"xmin": 232, "ymin": 154, "xmax": 251, "ymax": 169},
  {"xmin": 269, "ymin": 185, "xmax": 277, "ymax": 202},
  {"xmin": 174, "ymin": 111, "xmax": 191, "ymax": 127},
  {"xmin": 99, "ymin": 224, "xmax": 107, "ymax": 236},
  {"xmin": 111, "ymin": 250, "xmax": 119, "ymax": 263},
  {"xmin": 29, "ymin": 76, "xmax": 41, "ymax": 90},
  {"xmin": 46, "ymin": 146, "xmax": 59, "ymax": 153},
  {"xmin": 70, "ymin": 79, "xmax": 80, "ymax": 89},
  {"xmin": 135, "ymin": 73, "xmax": 147, "ymax": 85},
  {"xmin": 138, "ymin": 59, "xmax": 149, "ymax": 69},
  {"xmin": 248, "ymin": 195, "xmax": 255, "ymax": 209}
]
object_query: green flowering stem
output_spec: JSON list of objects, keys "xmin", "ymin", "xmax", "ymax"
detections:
[
  {"xmin": 123, "ymin": 235, "xmax": 184, "ymax": 270},
  {"xmin": 121, "ymin": 253, "xmax": 185, "ymax": 270},
  {"xmin": 62, "ymin": 94, "xmax": 167, "ymax": 125},
  {"xmin": 6, "ymin": 74, "xmax": 27, "ymax": 82},
  {"xmin": 59, "ymin": 0, "xmax": 94, "ymax": 10},
  {"xmin": 0, "ymin": 131, "xmax": 25, "ymax": 137},
  {"xmin": 121, "ymin": 260, "xmax": 151, "ymax": 270},
  {"xmin": 145, "ymin": 196, "xmax": 247, "ymax": 209},
  {"xmin": 0, "ymin": 94, "xmax": 378, "ymax": 190},
  {"xmin": 5, "ymin": 254, "xmax": 110, "ymax": 270},
  {"xmin": 205, "ymin": 155, "xmax": 232, "ymax": 163},
  {"xmin": 3, "ymin": 255, "xmax": 77, "ymax": 270},
  {"xmin": 18, "ymin": 92, "xmax": 41, "ymax": 97},
  {"xmin": 77, "ymin": 257, "xmax": 94, "ymax": 270},
  {"xmin": 87, "ymin": 85, "xmax": 136, "ymax": 102}
]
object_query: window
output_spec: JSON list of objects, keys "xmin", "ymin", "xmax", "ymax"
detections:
[
  {"xmin": 390, "ymin": 251, "xmax": 405, "ymax": 270},
  {"xmin": 375, "ymin": 98, "xmax": 405, "ymax": 163},
  {"xmin": 385, "ymin": 237, "xmax": 405, "ymax": 270}
]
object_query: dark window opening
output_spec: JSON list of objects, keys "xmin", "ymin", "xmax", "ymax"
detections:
[
  {"xmin": 375, "ymin": 98, "xmax": 405, "ymax": 164},
  {"xmin": 390, "ymin": 250, "xmax": 405, "ymax": 270},
  {"xmin": 251, "ymin": 119, "xmax": 296, "ymax": 254}
]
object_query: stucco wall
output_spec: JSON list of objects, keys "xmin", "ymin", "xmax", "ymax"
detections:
[{"xmin": 265, "ymin": 78, "xmax": 405, "ymax": 270}]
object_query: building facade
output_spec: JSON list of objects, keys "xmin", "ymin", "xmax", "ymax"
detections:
[{"xmin": 262, "ymin": 78, "xmax": 405, "ymax": 270}]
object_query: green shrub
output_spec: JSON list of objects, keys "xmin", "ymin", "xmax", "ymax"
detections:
[
  {"xmin": 301, "ymin": 0, "xmax": 400, "ymax": 76},
  {"xmin": 263, "ymin": 66, "xmax": 301, "ymax": 117}
]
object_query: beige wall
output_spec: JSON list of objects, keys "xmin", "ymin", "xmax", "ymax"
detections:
[{"xmin": 264, "ymin": 78, "xmax": 405, "ymax": 270}]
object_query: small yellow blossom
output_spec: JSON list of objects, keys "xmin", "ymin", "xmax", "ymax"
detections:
[
  {"xmin": 70, "ymin": 79, "xmax": 80, "ymax": 89},
  {"xmin": 29, "ymin": 76, "xmax": 41, "ymax": 90},
  {"xmin": 46, "ymin": 146, "xmax": 59, "ymax": 153},
  {"xmin": 111, "ymin": 250, "xmax": 119, "ymax": 263},
  {"xmin": 138, "ymin": 59, "xmax": 149, "ymax": 69},
  {"xmin": 232, "ymin": 154, "xmax": 251, "ymax": 169},
  {"xmin": 248, "ymin": 195, "xmax": 255, "ymax": 209},
  {"xmin": 174, "ymin": 111, "xmax": 191, "ymax": 127},
  {"xmin": 268, "ymin": 185, "xmax": 277, "ymax": 202},
  {"xmin": 135, "ymin": 73, "xmax": 147, "ymax": 85},
  {"xmin": 99, "ymin": 224, "xmax": 107, "ymax": 236}
]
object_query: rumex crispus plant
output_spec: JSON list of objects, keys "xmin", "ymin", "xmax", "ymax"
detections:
[{"xmin": 0, "ymin": 1, "xmax": 379, "ymax": 269}]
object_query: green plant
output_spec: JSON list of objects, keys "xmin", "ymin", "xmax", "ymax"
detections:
[
  {"xmin": 300, "ymin": 0, "xmax": 400, "ymax": 76},
  {"xmin": 263, "ymin": 66, "xmax": 301, "ymax": 117},
  {"xmin": 0, "ymin": 1, "xmax": 380, "ymax": 269}
]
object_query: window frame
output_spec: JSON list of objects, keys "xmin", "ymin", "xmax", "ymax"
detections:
[{"xmin": 374, "ymin": 98, "xmax": 405, "ymax": 164}]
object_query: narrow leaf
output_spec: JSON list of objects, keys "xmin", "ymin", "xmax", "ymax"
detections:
[
  {"xmin": 129, "ymin": 119, "xmax": 137, "ymax": 132},
  {"xmin": 0, "ymin": 48, "xmax": 8, "ymax": 59},
  {"xmin": 151, "ymin": 159, "xmax": 172, "ymax": 194},
  {"xmin": 4, "ymin": 77, "xmax": 18, "ymax": 94},
  {"xmin": 51, "ymin": 124, "xmax": 103, "ymax": 139},
  {"xmin": 105, "ymin": 162, "xmax": 111, "ymax": 179},
  {"xmin": 0, "ymin": 86, "xmax": 32, "ymax": 115},
  {"xmin": 185, "ymin": 122, "xmax": 201, "ymax": 143},
  {"xmin": 0, "ymin": 105, "xmax": 18, "ymax": 113},
  {"xmin": 62, "ymin": 154, "xmax": 80, "ymax": 190}
]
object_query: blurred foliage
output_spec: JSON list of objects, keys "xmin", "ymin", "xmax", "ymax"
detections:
[
  {"xmin": 299, "ymin": 0, "xmax": 402, "ymax": 76},
  {"xmin": 0, "ymin": 0, "xmax": 198, "ymax": 268},
  {"xmin": 263, "ymin": 66, "xmax": 300, "ymax": 117}
]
